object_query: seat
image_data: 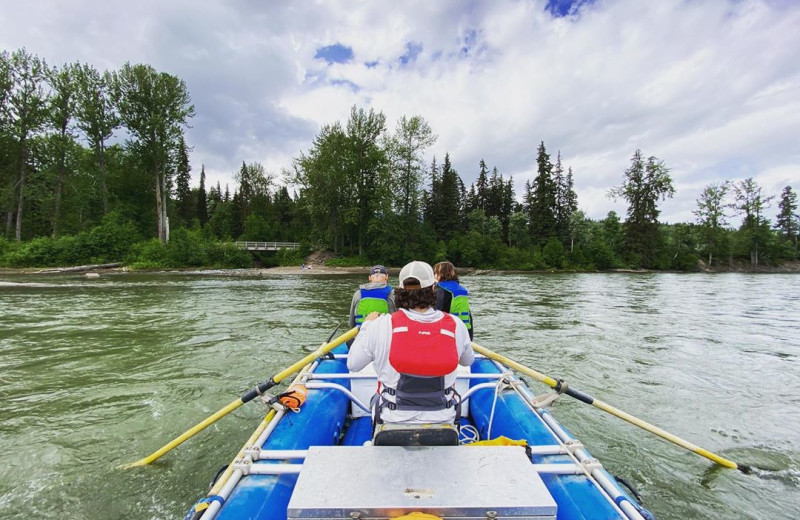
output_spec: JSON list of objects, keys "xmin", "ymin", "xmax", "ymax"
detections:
[{"xmin": 373, "ymin": 423, "xmax": 459, "ymax": 446}]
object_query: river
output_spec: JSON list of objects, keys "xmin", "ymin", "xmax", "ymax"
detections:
[{"xmin": 1, "ymin": 272, "xmax": 798, "ymax": 519}]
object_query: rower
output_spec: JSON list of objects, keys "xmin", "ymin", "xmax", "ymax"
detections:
[{"xmin": 347, "ymin": 261, "xmax": 474, "ymax": 446}]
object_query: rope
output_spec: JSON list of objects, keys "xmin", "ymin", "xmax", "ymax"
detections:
[
  {"xmin": 459, "ymin": 424, "xmax": 480, "ymax": 444},
  {"xmin": 486, "ymin": 373, "xmax": 512, "ymax": 440}
]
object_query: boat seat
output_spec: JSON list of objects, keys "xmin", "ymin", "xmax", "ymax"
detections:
[{"xmin": 373, "ymin": 423, "xmax": 459, "ymax": 446}]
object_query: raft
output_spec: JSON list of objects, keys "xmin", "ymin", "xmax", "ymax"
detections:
[{"xmin": 185, "ymin": 345, "xmax": 655, "ymax": 520}]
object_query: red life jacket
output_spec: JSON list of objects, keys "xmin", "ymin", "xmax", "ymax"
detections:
[
  {"xmin": 373, "ymin": 311, "xmax": 461, "ymax": 425},
  {"xmin": 388, "ymin": 310, "xmax": 458, "ymax": 376}
]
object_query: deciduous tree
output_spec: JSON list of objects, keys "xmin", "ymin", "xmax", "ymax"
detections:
[
  {"xmin": 75, "ymin": 64, "xmax": 118, "ymax": 216},
  {"xmin": 115, "ymin": 63, "xmax": 194, "ymax": 243},
  {"xmin": 730, "ymin": 177, "xmax": 773, "ymax": 268},
  {"xmin": 694, "ymin": 181, "xmax": 730, "ymax": 266},
  {"xmin": 8, "ymin": 49, "xmax": 50, "ymax": 241}
]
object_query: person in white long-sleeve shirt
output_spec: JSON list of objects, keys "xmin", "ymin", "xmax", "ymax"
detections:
[{"xmin": 347, "ymin": 261, "xmax": 474, "ymax": 426}]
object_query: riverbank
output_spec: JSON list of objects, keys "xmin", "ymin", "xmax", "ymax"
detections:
[{"xmin": 2, "ymin": 260, "xmax": 798, "ymax": 277}]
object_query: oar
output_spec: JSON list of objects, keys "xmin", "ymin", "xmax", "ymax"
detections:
[
  {"xmin": 121, "ymin": 326, "xmax": 358, "ymax": 469},
  {"xmin": 472, "ymin": 343, "xmax": 753, "ymax": 474}
]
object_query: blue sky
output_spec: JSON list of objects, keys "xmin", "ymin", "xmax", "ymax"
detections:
[{"xmin": 1, "ymin": 0, "xmax": 798, "ymax": 223}]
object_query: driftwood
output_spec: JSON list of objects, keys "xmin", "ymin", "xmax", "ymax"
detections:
[{"xmin": 37, "ymin": 262, "xmax": 122, "ymax": 274}]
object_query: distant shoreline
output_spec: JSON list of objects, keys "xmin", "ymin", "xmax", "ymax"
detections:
[{"xmin": 2, "ymin": 260, "xmax": 798, "ymax": 277}]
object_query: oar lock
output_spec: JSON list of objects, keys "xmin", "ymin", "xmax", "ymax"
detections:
[
  {"xmin": 260, "ymin": 384, "xmax": 308, "ymax": 413},
  {"xmin": 554, "ymin": 378, "xmax": 568, "ymax": 394}
]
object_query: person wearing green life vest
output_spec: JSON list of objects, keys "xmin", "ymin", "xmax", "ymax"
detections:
[
  {"xmin": 433, "ymin": 261, "xmax": 474, "ymax": 341},
  {"xmin": 348, "ymin": 265, "xmax": 396, "ymax": 346}
]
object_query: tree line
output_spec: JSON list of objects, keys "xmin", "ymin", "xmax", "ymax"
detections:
[
  {"xmin": 1, "ymin": 48, "xmax": 797, "ymax": 270},
  {"xmin": 293, "ymin": 107, "xmax": 798, "ymax": 270}
]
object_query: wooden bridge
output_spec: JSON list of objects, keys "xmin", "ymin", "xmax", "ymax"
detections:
[{"xmin": 235, "ymin": 241, "xmax": 300, "ymax": 251}]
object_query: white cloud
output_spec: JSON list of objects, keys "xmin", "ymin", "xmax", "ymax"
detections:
[{"xmin": 1, "ymin": 0, "xmax": 798, "ymax": 222}]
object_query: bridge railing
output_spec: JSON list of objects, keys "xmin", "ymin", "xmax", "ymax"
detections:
[{"xmin": 235, "ymin": 241, "xmax": 300, "ymax": 251}]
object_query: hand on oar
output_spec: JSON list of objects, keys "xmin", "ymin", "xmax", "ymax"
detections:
[
  {"xmin": 472, "ymin": 342, "xmax": 753, "ymax": 474},
  {"xmin": 121, "ymin": 326, "xmax": 358, "ymax": 469}
]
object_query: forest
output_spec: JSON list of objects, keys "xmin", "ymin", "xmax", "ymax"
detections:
[{"xmin": 1, "ymin": 48, "xmax": 798, "ymax": 270}]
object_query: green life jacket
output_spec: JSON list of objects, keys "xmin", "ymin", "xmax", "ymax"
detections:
[
  {"xmin": 354, "ymin": 286, "xmax": 392, "ymax": 325},
  {"xmin": 437, "ymin": 281, "xmax": 471, "ymax": 331}
]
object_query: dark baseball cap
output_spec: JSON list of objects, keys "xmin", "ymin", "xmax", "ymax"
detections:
[{"xmin": 370, "ymin": 265, "xmax": 387, "ymax": 275}]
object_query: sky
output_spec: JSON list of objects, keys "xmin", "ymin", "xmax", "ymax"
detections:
[{"xmin": 1, "ymin": 0, "xmax": 798, "ymax": 223}]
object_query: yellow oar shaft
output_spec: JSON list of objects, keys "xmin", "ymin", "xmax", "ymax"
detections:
[
  {"xmin": 122, "ymin": 327, "xmax": 359, "ymax": 469},
  {"xmin": 123, "ymin": 399, "xmax": 245, "ymax": 468},
  {"xmin": 473, "ymin": 342, "xmax": 741, "ymax": 471}
]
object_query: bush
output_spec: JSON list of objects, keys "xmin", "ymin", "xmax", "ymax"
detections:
[
  {"xmin": 326, "ymin": 255, "xmax": 371, "ymax": 267},
  {"xmin": 276, "ymin": 247, "xmax": 305, "ymax": 266},
  {"xmin": 542, "ymin": 237, "xmax": 566, "ymax": 269},
  {"xmin": 127, "ymin": 231, "xmax": 253, "ymax": 269},
  {"xmin": 127, "ymin": 239, "xmax": 169, "ymax": 269}
]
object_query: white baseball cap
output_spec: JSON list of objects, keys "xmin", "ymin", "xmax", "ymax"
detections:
[{"xmin": 398, "ymin": 261, "xmax": 435, "ymax": 289}]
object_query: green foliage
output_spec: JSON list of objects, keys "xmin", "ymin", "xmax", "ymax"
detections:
[
  {"xmin": 326, "ymin": 255, "xmax": 371, "ymax": 267},
  {"xmin": 1, "ymin": 48, "xmax": 795, "ymax": 273},
  {"xmin": 610, "ymin": 150, "xmax": 675, "ymax": 268},
  {"xmin": 127, "ymin": 229, "xmax": 251, "ymax": 269},
  {"xmin": 0, "ymin": 212, "xmax": 139, "ymax": 266},
  {"xmin": 275, "ymin": 247, "xmax": 305, "ymax": 267},
  {"xmin": 542, "ymin": 237, "xmax": 566, "ymax": 268}
]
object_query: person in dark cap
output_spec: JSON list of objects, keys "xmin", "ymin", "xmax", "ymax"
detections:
[{"xmin": 348, "ymin": 265, "xmax": 396, "ymax": 331}]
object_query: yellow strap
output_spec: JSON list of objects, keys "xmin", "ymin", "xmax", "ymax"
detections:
[
  {"xmin": 465, "ymin": 436, "xmax": 528, "ymax": 448},
  {"xmin": 393, "ymin": 513, "xmax": 442, "ymax": 520}
]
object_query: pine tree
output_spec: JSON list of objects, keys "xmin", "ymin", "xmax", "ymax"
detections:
[
  {"xmin": 436, "ymin": 153, "xmax": 461, "ymax": 240},
  {"xmin": 553, "ymin": 151, "xmax": 566, "ymax": 241},
  {"xmin": 423, "ymin": 156, "xmax": 440, "ymax": 226},
  {"xmin": 196, "ymin": 164, "xmax": 208, "ymax": 227},
  {"xmin": 609, "ymin": 150, "xmax": 675, "ymax": 268},
  {"xmin": 530, "ymin": 142, "xmax": 557, "ymax": 246},
  {"xmin": 775, "ymin": 185, "xmax": 798, "ymax": 259},
  {"xmin": 174, "ymin": 136, "xmax": 192, "ymax": 225},
  {"xmin": 475, "ymin": 159, "xmax": 489, "ymax": 212}
]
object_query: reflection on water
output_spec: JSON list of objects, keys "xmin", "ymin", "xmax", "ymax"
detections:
[{"xmin": 1, "ymin": 271, "xmax": 799, "ymax": 519}]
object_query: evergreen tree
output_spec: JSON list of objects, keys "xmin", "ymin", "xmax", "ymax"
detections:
[
  {"xmin": 174, "ymin": 136, "xmax": 193, "ymax": 225},
  {"xmin": 422, "ymin": 156, "xmax": 439, "ymax": 225},
  {"xmin": 475, "ymin": 159, "xmax": 489, "ymax": 212},
  {"xmin": 609, "ymin": 150, "xmax": 674, "ymax": 268},
  {"xmin": 501, "ymin": 177, "xmax": 515, "ymax": 244},
  {"xmin": 465, "ymin": 183, "xmax": 477, "ymax": 214},
  {"xmin": 565, "ymin": 166, "xmax": 578, "ymax": 224},
  {"xmin": 436, "ymin": 153, "xmax": 461, "ymax": 240},
  {"xmin": 553, "ymin": 151, "xmax": 567, "ymax": 241},
  {"xmin": 196, "ymin": 164, "xmax": 208, "ymax": 227},
  {"xmin": 694, "ymin": 181, "xmax": 730, "ymax": 266},
  {"xmin": 775, "ymin": 185, "xmax": 798, "ymax": 259},
  {"xmin": 530, "ymin": 141, "xmax": 557, "ymax": 246}
]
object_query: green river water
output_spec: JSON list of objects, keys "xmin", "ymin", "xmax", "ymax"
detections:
[{"xmin": 1, "ymin": 272, "xmax": 798, "ymax": 519}]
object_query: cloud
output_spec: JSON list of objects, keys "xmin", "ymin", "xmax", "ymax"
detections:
[{"xmin": 1, "ymin": 0, "xmax": 798, "ymax": 222}]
